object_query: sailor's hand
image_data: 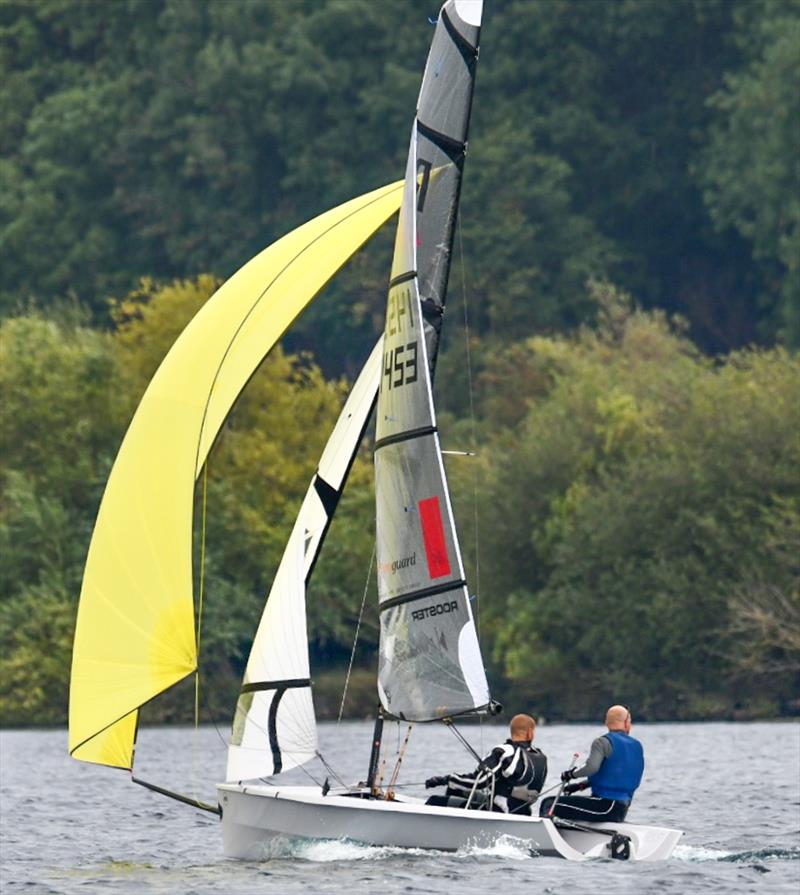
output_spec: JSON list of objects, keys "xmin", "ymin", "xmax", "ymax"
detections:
[
  {"xmin": 564, "ymin": 782, "xmax": 588, "ymax": 795},
  {"xmin": 425, "ymin": 775, "xmax": 449, "ymax": 789},
  {"xmin": 560, "ymin": 768, "xmax": 576, "ymax": 783}
]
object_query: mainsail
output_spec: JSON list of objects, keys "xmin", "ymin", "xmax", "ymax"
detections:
[
  {"xmin": 226, "ymin": 340, "xmax": 382, "ymax": 782},
  {"xmin": 69, "ymin": 182, "xmax": 402, "ymax": 771},
  {"xmin": 375, "ymin": 0, "xmax": 490, "ymax": 721}
]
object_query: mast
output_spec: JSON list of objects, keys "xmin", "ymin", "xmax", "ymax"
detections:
[{"xmin": 365, "ymin": 709, "xmax": 385, "ymax": 795}]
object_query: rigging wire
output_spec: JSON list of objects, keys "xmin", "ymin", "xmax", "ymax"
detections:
[
  {"xmin": 201, "ymin": 688, "xmax": 232, "ymax": 752},
  {"xmin": 456, "ymin": 215, "xmax": 481, "ymax": 626},
  {"xmin": 196, "ymin": 461, "xmax": 209, "ymax": 678},
  {"xmin": 337, "ymin": 543, "xmax": 376, "ymax": 725},
  {"xmin": 445, "ymin": 717, "xmax": 485, "ymax": 768},
  {"xmin": 456, "ymin": 213, "xmax": 484, "ymax": 755},
  {"xmin": 316, "ymin": 751, "xmax": 349, "ymax": 790}
]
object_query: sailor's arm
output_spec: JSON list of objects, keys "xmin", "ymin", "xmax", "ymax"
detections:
[
  {"xmin": 570, "ymin": 736, "xmax": 611, "ymax": 779},
  {"xmin": 448, "ymin": 744, "xmax": 508, "ymax": 792}
]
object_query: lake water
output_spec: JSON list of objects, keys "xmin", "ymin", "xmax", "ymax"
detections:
[{"xmin": 1, "ymin": 721, "xmax": 798, "ymax": 893}]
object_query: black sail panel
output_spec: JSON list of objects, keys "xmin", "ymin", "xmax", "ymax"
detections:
[{"xmin": 415, "ymin": 2, "xmax": 480, "ymax": 373}]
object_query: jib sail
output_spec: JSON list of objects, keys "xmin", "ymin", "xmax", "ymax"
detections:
[{"xmin": 226, "ymin": 341, "xmax": 383, "ymax": 781}]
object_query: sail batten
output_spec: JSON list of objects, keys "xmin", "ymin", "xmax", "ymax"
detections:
[
  {"xmin": 375, "ymin": 0, "xmax": 489, "ymax": 723},
  {"xmin": 374, "ymin": 425, "xmax": 438, "ymax": 452},
  {"xmin": 241, "ymin": 678, "xmax": 311, "ymax": 693},
  {"xmin": 378, "ymin": 580, "xmax": 468, "ymax": 612},
  {"xmin": 69, "ymin": 184, "xmax": 402, "ymax": 770}
]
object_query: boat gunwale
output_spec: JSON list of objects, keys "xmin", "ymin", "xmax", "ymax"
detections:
[{"xmin": 216, "ymin": 782, "xmax": 680, "ymax": 835}]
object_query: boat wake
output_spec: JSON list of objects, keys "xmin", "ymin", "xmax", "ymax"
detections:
[
  {"xmin": 254, "ymin": 834, "xmax": 537, "ymax": 863},
  {"xmin": 458, "ymin": 835, "xmax": 538, "ymax": 861},
  {"xmin": 675, "ymin": 844, "xmax": 799, "ymax": 864},
  {"xmin": 257, "ymin": 836, "xmax": 439, "ymax": 862},
  {"xmin": 253, "ymin": 838, "xmax": 798, "ymax": 865}
]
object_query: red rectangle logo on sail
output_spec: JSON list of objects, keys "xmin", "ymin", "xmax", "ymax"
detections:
[{"xmin": 418, "ymin": 496, "xmax": 451, "ymax": 579}]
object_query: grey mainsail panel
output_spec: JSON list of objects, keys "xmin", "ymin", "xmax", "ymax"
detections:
[
  {"xmin": 375, "ymin": 434, "xmax": 463, "ymax": 604},
  {"xmin": 375, "ymin": 434, "xmax": 489, "ymax": 721},
  {"xmin": 375, "ymin": 0, "xmax": 490, "ymax": 722},
  {"xmin": 378, "ymin": 581, "xmax": 487, "ymax": 721},
  {"xmin": 376, "ymin": 275, "xmax": 433, "ymax": 445}
]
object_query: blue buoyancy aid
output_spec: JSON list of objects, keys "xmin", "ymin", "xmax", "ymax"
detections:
[{"xmin": 589, "ymin": 731, "xmax": 644, "ymax": 801}]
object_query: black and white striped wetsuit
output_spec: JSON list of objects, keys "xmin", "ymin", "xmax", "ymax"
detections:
[{"xmin": 429, "ymin": 739, "xmax": 548, "ymax": 815}]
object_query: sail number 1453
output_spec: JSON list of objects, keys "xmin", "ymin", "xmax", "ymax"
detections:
[{"xmin": 383, "ymin": 342, "xmax": 418, "ymax": 390}]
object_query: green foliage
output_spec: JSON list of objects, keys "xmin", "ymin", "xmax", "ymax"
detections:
[
  {"xmin": 2, "ymin": 0, "xmax": 798, "ymax": 355},
  {"xmin": 0, "ymin": 582, "xmax": 75, "ymax": 725},
  {"xmin": 724, "ymin": 499, "xmax": 800, "ymax": 689},
  {"xmin": 476, "ymin": 288, "xmax": 800, "ymax": 718},
  {"xmin": 700, "ymin": 0, "xmax": 800, "ymax": 346},
  {"xmin": 0, "ymin": 313, "xmax": 126, "ymax": 499},
  {"xmin": 0, "ymin": 278, "xmax": 357, "ymax": 725},
  {"xmin": 2, "ymin": 283, "xmax": 798, "ymax": 725},
  {"xmin": 1, "ymin": 0, "xmax": 799, "ymax": 727},
  {"xmin": 0, "ymin": 313, "xmax": 126, "ymax": 604},
  {"xmin": 0, "ymin": 0, "xmax": 427, "ymax": 331},
  {"xmin": 0, "ymin": 313, "xmax": 125, "ymax": 723}
]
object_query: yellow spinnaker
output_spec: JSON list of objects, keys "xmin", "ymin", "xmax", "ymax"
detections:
[{"xmin": 69, "ymin": 181, "xmax": 403, "ymax": 769}]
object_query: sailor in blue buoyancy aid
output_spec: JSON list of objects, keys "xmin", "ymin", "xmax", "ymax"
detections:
[{"xmin": 539, "ymin": 705, "xmax": 644, "ymax": 823}]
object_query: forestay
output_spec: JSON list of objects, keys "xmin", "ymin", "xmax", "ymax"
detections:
[
  {"xmin": 375, "ymin": 0, "xmax": 490, "ymax": 722},
  {"xmin": 227, "ymin": 341, "xmax": 383, "ymax": 781}
]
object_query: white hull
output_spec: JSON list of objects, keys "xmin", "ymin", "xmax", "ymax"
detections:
[{"xmin": 218, "ymin": 784, "xmax": 682, "ymax": 862}]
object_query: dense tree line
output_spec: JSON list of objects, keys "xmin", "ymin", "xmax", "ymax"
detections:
[
  {"xmin": 1, "ymin": 0, "xmax": 798, "ymax": 358},
  {"xmin": 1, "ymin": 1, "xmax": 798, "ymax": 725}
]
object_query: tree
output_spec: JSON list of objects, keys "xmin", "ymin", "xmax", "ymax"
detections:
[
  {"xmin": 724, "ymin": 500, "xmax": 800, "ymax": 695},
  {"xmin": 3, "ymin": 0, "xmax": 797, "ymax": 360},
  {"xmin": 0, "ymin": 311, "xmax": 126, "ymax": 723},
  {"xmin": 0, "ymin": 279, "xmax": 373, "ymax": 723},
  {"xmin": 476, "ymin": 286, "xmax": 800, "ymax": 718},
  {"xmin": 700, "ymin": 0, "xmax": 800, "ymax": 346}
]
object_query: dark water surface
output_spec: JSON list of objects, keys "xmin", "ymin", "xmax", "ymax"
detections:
[{"xmin": 2, "ymin": 721, "xmax": 798, "ymax": 893}]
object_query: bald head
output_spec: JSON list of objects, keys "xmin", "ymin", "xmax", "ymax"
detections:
[
  {"xmin": 606, "ymin": 705, "xmax": 632, "ymax": 732},
  {"xmin": 510, "ymin": 713, "xmax": 536, "ymax": 742}
]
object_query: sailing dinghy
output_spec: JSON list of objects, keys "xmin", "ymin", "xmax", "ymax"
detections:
[{"xmin": 70, "ymin": 0, "xmax": 682, "ymax": 862}]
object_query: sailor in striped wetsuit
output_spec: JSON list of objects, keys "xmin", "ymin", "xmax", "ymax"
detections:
[
  {"xmin": 425, "ymin": 714, "xmax": 548, "ymax": 815},
  {"xmin": 539, "ymin": 704, "xmax": 644, "ymax": 823}
]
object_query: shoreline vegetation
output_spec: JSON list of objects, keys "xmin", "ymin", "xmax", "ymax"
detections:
[
  {"xmin": 2, "ymin": 283, "xmax": 796, "ymax": 730},
  {"xmin": 1, "ymin": 1, "xmax": 798, "ymax": 730},
  {"xmin": 2, "ymin": 662, "xmax": 797, "ymax": 733}
]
